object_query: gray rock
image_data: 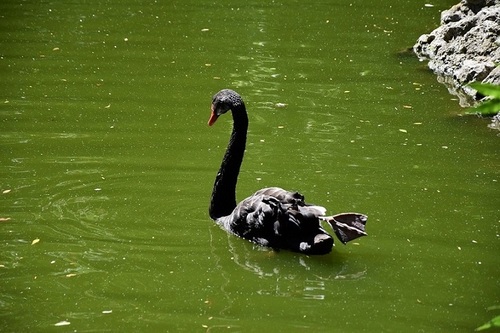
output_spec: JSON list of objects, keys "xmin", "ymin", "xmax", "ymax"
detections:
[
  {"xmin": 413, "ymin": 0, "xmax": 500, "ymax": 107},
  {"xmin": 485, "ymin": 66, "xmax": 500, "ymax": 84}
]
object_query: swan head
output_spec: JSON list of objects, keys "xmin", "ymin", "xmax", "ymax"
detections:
[
  {"xmin": 278, "ymin": 217, "xmax": 335, "ymax": 255},
  {"xmin": 208, "ymin": 89, "xmax": 244, "ymax": 126}
]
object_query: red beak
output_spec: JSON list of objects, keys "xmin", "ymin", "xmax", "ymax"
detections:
[{"xmin": 208, "ymin": 106, "xmax": 218, "ymax": 126}]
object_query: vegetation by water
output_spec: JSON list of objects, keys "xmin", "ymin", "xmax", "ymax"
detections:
[
  {"xmin": 475, "ymin": 305, "xmax": 500, "ymax": 331},
  {"xmin": 467, "ymin": 82, "xmax": 500, "ymax": 116}
]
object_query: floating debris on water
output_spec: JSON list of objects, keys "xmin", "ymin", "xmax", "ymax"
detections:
[{"xmin": 54, "ymin": 321, "xmax": 70, "ymax": 327}]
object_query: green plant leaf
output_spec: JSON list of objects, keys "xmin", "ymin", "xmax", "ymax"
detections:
[
  {"xmin": 469, "ymin": 82, "xmax": 500, "ymax": 98},
  {"xmin": 466, "ymin": 99, "xmax": 500, "ymax": 116},
  {"xmin": 476, "ymin": 322, "xmax": 492, "ymax": 331},
  {"xmin": 476, "ymin": 315, "xmax": 500, "ymax": 331}
]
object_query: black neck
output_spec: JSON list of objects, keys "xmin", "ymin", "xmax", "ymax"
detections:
[{"xmin": 209, "ymin": 103, "xmax": 248, "ymax": 219}]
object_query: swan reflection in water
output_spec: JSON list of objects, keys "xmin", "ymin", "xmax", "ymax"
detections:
[{"xmin": 209, "ymin": 224, "xmax": 367, "ymax": 301}]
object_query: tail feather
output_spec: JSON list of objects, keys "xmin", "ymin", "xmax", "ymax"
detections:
[
  {"xmin": 298, "ymin": 204, "xmax": 327, "ymax": 217},
  {"xmin": 320, "ymin": 213, "xmax": 368, "ymax": 244}
]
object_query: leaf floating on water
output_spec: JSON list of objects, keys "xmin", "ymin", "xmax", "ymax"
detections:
[
  {"xmin": 54, "ymin": 321, "xmax": 70, "ymax": 327},
  {"xmin": 31, "ymin": 238, "xmax": 40, "ymax": 245}
]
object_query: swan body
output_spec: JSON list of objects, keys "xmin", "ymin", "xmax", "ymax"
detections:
[{"xmin": 208, "ymin": 89, "xmax": 367, "ymax": 255}]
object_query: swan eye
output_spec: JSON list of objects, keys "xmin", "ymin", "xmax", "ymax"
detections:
[
  {"xmin": 213, "ymin": 102, "xmax": 231, "ymax": 116},
  {"xmin": 299, "ymin": 242, "xmax": 310, "ymax": 251}
]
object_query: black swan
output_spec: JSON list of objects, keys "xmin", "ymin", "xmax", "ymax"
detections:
[{"xmin": 208, "ymin": 89, "xmax": 367, "ymax": 255}]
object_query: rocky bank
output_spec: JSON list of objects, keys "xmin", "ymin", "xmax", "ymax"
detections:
[{"xmin": 413, "ymin": 0, "xmax": 500, "ymax": 110}]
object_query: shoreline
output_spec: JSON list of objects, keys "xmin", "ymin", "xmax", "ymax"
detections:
[{"xmin": 413, "ymin": 0, "xmax": 500, "ymax": 128}]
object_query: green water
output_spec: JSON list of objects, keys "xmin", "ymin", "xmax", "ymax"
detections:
[{"xmin": 1, "ymin": 0, "xmax": 498, "ymax": 332}]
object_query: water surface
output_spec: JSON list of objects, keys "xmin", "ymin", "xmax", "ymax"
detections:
[{"xmin": 1, "ymin": 0, "xmax": 499, "ymax": 332}]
